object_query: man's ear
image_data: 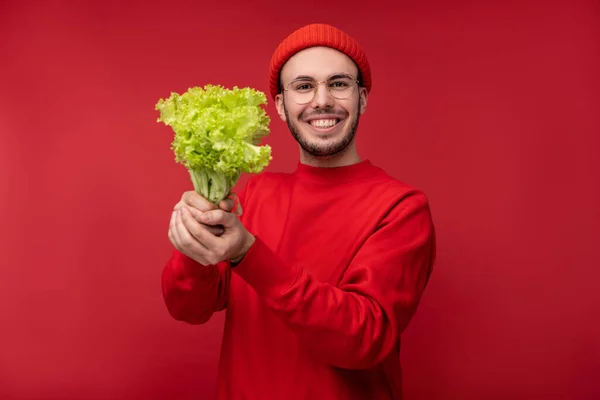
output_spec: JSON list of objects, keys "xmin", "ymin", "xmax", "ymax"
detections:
[
  {"xmin": 359, "ymin": 87, "xmax": 368, "ymax": 115},
  {"xmin": 275, "ymin": 93, "xmax": 286, "ymax": 122}
]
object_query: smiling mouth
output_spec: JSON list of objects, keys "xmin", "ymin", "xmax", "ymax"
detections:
[{"xmin": 308, "ymin": 118, "xmax": 341, "ymax": 130}]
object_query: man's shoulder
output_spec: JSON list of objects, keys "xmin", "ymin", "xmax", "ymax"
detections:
[
  {"xmin": 368, "ymin": 163, "xmax": 429, "ymax": 202},
  {"xmin": 242, "ymin": 170, "xmax": 294, "ymax": 197},
  {"xmin": 364, "ymin": 166, "xmax": 434, "ymax": 232}
]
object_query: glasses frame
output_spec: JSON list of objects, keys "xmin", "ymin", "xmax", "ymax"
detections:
[{"xmin": 283, "ymin": 74, "xmax": 360, "ymax": 105}]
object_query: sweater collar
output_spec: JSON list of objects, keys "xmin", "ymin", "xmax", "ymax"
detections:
[{"xmin": 293, "ymin": 159, "xmax": 375, "ymax": 184}]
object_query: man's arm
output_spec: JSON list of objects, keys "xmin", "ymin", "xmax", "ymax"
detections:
[
  {"xmin": 161, "ymin": 187, "xmax": 246, "ymax": 324},
  {"xmin": 195, "ymin": 190, "xmax": 436, "ymax": 369}
]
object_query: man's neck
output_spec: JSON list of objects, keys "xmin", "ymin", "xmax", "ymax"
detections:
[{"xmin": 299, "ymin": 146, "xmax": 361, "ymax": 168}]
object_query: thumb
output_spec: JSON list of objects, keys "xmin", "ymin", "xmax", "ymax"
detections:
[
  {"xmin": 218, "ymin": 198, "xmax": 234, "ymax": 212},
  {"xmin": 200, "ymin": 209, "xmax": 236, "ymax": 228}
]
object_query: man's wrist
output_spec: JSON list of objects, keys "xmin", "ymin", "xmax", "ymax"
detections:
[{"xmin": 230, "ymin": 233, "xmax": 256, "ymax": 266}]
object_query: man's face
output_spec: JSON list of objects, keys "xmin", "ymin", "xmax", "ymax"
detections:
[{"xmin": 276, "ymin": 47, "xmax": 368, "ymax": 158}]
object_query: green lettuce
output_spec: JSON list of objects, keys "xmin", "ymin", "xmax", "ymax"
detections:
[{"xmin": 155, "ymin": 84, "xmax": 272, "ymax": 207}]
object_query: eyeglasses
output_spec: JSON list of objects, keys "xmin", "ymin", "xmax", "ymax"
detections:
[{"xmin": 283, "ymin": 74, "xmax": 359, "ymax": 105}]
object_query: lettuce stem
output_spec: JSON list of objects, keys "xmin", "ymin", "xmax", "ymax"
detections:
[{"xmin": 189, "ymin": 168, "xmax": 233, "ymax": 204}]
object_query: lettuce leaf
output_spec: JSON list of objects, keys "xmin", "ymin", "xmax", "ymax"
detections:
[{"xmin": 155, "ymin": 84, "xmax": 272, "ymax": 206}]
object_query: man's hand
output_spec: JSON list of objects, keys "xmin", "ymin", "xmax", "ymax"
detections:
[
  {"xmin": 173, "ymin": 191, "xmax": 233, "ymax": 236},
  {"xmin": 168, "ymin": 191, "xmax": 255, "ymax": 266}
]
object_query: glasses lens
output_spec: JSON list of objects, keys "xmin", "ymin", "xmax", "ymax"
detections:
[
  {"xmin": 288, "ymin": 80, "xmax": 316, "ymax": 104},
  {"xmin": 328, "ymin": 76, "xmax": 356, "ymax": 100}
]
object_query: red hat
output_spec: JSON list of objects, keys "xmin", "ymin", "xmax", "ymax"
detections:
[{"xmin": 268, "ymin": 23, "xmax": 372, "ymax": 101}]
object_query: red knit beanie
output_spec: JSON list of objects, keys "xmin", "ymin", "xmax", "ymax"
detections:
[{"xmin": 268, "ymin": 23, "xmax": 372, "ymax": 101}]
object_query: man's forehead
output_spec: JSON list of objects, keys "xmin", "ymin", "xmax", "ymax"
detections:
[{"xmin": 280, "ymin": 46, "xmax": 359, "ymax": 81}]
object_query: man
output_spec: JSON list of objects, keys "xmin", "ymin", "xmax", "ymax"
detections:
[{"xmin": 162, "ymin": 23, "xmax": 436, "ymax": 399}]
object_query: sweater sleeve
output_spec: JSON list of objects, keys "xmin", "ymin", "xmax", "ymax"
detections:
[
  {"xmin": 161, "ymin": 251, "xmax": 231, "ymax": 324},
  {"xmin": 232, "ymin": 191, "xmax": 436, "ymax": 369},
  {"xmin": 161, "ymin": 183, "xmax": 250, "ymax": 324}
]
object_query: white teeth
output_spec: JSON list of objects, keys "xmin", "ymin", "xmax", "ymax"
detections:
[{"xmin": 310, "ymin": 119, "xmax": 338, "ymax": 128}]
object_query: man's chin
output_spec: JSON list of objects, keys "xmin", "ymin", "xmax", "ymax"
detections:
[{"xmin": 297, "ymin": 135, "xmax": 351, "ymax": 157}]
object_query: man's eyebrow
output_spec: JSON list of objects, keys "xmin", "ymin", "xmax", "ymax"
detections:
[
  {"xmin": 291, "ymin": 73, "xmax": 354, "ymax": 81},
  {"xmin": 292, "ymin": 75, "xmax": 315, "ymax": 81},
  {"xmin": 328, "ymin": 73, "xmax": 353, "ymax": 80}
]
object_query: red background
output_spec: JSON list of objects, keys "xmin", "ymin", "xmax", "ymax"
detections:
[{"xmin": 1, "ymin": 1, "xmax": 599, "ymax": 399}]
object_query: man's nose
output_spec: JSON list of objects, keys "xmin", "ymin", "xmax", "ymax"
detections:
[{"xmin": 310, "ymin": 82, "xmax": 334, "ymax": 108}]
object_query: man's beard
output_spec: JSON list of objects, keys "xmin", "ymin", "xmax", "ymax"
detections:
[{"xmin": 283, "ymin": 102, "xmax": 360, "ymax": 158}]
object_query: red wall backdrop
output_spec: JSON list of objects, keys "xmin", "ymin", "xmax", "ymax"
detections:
[{"xmin": 1, "ymin": 1, "xmax": 598, "ymax": 399}]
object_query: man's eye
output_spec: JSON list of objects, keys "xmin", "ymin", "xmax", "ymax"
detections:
[
  {"xmin": 330, "ymin": 80, "xmax": 349, "ymax": 88},
  {"xmin": 294, "ymin": 83, "xmax": 314, "ymax": 91}
]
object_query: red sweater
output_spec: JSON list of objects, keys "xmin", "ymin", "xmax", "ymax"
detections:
[{"xmin": 162, "ymin": 160, "xmax": 436, "ymax": 399}]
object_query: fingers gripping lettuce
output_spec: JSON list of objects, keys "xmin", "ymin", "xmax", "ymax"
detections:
[{"xmin": 155, "ymin": 85, "xmax": 272, "ymax": 209}]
